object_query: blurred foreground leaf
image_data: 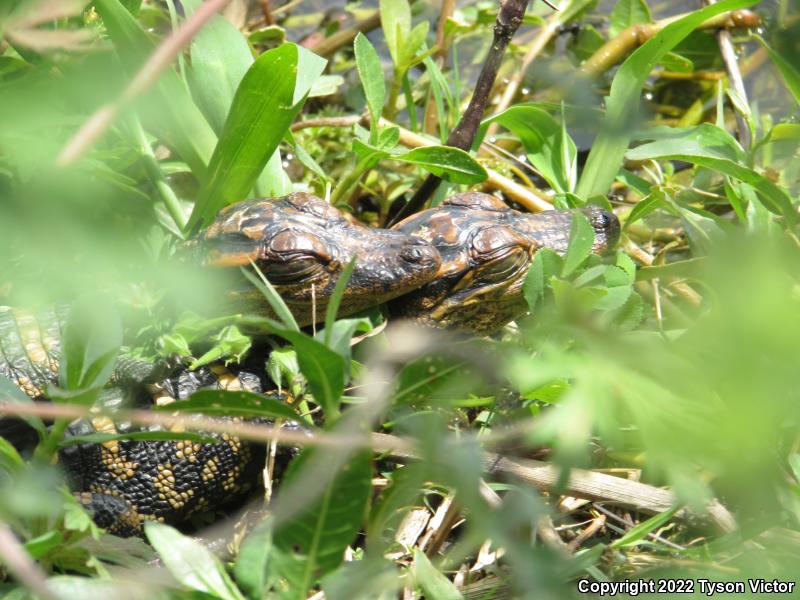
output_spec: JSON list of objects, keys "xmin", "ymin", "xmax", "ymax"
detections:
[{"xmin": 188, "ymin": 43, "xmax": 325, "ymax": 231}]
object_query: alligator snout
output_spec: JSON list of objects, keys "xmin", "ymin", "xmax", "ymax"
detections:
[{"xmin": 585, "ymin": 207, "xmax": 621, "ymax": 254}]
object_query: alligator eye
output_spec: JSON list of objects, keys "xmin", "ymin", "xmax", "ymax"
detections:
[
  {"xmin": 259, "ymin": 230, "xmax": 331, "ymax": 283},
  {"xmin": 477, "ymin": 248, "xmax": 529, "ymax": 283},
  {"xmin": 259, "ymin": 256, "xmax": 324, "ymax": 283}
]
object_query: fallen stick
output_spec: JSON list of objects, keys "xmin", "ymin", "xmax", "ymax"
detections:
[{"xmin": 1, "ymin": 401, "xmax": 734, "ymax": 532}]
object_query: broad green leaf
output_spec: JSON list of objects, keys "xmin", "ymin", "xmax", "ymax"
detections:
[
  {"xmin": 267, "ymin": 348, "xmax": 300, "ymax": 392},
  {"xmin": 275, "ymin": 329, "xmax": 346, "ymax": 418},
  {"xmin": 93, "ymin": 0, "xmax": 217, "ymax": 179},
  {"xmin": 574, "ymin": 24, "xmax": 605, "ymax": 62},
  {"xmin": 399, "ymin": 21, "xmax": 429, "ymax": 68},
  {"xmin": 412, "ymin": 549, "xmax": 464, "ymax": 600},
  {"xmin": 185, "ymin": 1, "xmax": 289, "ymax": 200},
  {"xmin": 380, "ymin": 0, "xmax": 411, "ymax": 66},
  {"xmin": 609, "ymin": 0, "xmax": 652, "ymax": 39},
  {"xmin": 317, "ymin": 318, "xmax": 371, "ymax": 366},
  {"xmin": 24, "ymin": 531, "xmax": 64, "ymax": 560},
  {"xmin": 524, "ymin": 249, "xmax": 563, "ymax": 310},
  {"xmin": 625, "ymin": 191, "xmax": 672, "ymax": 227},
  {"xmin": 561, "ymin": 212, "xmax": 595, "ymax": 277},
  {"xmin": 0, "ymin": 436, "xmax": 24, "ymax": 473},
  {"xmin": 186, "ymin": 9, "xmax": 253, "ymax": 133},
  {"xmin": 187, "ymin": 44, "xmax": 326, "ymax": 231},
  {"xmin": 145, "ymin": 522, "xmax": 246, "ymax": 600},
  {"xmin": 189, "ymin": 324, "xmax": 252, "ymax": 369},
  {"xmin": 354, "ymin": 33, "xmax": 385, "ymax": 138},
  {"xmin": 395, "ymin": 146, "xmax": 487, "ymax": 184},
  {"xmin": 60, "ymin": 296, "xmax": 121, "ymax": 392},
  {"xmin": 322, "ymin": 558, "xmax": 399, "ymax": 600},
  {"xmin": 235, "ymin": 519, "xmax": 274, "ymax": 599},
  {"xmin": 154, "ymin": 389, "xmax": 299, "ymax": 422},
  {"xmin": 0, "ymin": 375, "xmax": 45, "ymax": 437},
  {"xmin": 756, "ymin": 35, "xmax": 800, "ymax": 106},
  {"xmin": 273, "ymin": 448, "xmax": 372, "ymax": 595},
  {"xmin": 626, "ymin": 125, "xmax": 796, "ymax": 223},
  {"xmin": 481, "ymin": 105, "xmax": 576, "ymax": 194},
  {"xmin": 576, "ymin": 0, "xmax": 757, "ymax": 199}
]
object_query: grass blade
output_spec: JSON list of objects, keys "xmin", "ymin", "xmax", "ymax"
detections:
[{"xmin": 241, "ymin": 263, "xmax": 300, "ymax": 332}]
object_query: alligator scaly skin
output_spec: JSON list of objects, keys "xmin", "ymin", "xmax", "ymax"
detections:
[{"xmin": 0, "ymin": 306, "xmax": 269, "ymax": 537}]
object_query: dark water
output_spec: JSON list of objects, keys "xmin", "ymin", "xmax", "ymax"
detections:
[{"xmin": 270, "ymin": 0, "xmax": 793, "ymax": 125}]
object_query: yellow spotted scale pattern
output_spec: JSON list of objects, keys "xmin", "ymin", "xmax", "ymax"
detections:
[{"xmin": 0, "ymin": 305, "xmax": 268, "ymax": 537}]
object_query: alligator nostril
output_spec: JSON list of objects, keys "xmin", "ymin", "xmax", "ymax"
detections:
[{"xmin": 401, "ymin": 246, "xmax": 424, "ymax": 262}]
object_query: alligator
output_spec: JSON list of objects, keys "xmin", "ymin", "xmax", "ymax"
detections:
[{"xmin": 0, "ymin": 192, "xmax": 620, "ymax": 535}]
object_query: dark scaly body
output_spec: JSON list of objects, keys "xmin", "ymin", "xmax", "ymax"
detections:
[
  {"xmin": 0, "ymin": 193, "xmax": 444, "ymax": 536},
  {"xmin": 0, "ymin": 305, "xmax": 270, "ymax": 537},
  {"xmin": 389, "ymin": 192, "xmax": 621, "ymax": 334}
]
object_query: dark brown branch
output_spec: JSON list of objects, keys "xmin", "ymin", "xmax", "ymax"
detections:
[
  {"xmin": 387, "ymin": 0, "xmax": 530, "ymax": 226},
  {"xmin": 259, "ymin": 0, "xmax": 274, "ymax": 26}
]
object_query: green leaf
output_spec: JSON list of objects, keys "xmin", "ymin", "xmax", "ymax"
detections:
[
  {"xmin": 322, "ymin": 558, "xmax": 399, "ymax": 600},
  {"xmin": 756, "ymin": 35, "xmax": 800, "ymax": 106},
  {"xmin": 185, "ymin": 1, "xmax": 290, "ymax": 201},
  {"xmin": 275, "ymin": 330, "xmax": 346, "ymax": 418},
  {"xmin": 153, "ymin": 389, "xmax": 299, "ymax": 422},
  {"xmin": 380, "ymin": 0, "xmax": 411, "ymax": 66},
  {"xmin": 609, "ymin": 0, "xmax": 652, "ymax": 39},
  {"xmin": 611, "ymin": 506, "xmax": 680, "ymax": 548},
  {"xmin": 241, "ymin": 263, "xmax": 300, "ymax": 332},
  {"xmin": 234, "ymin": 519, "xmax": 274, "ymax": 599},
  {"xmin": 273, "ymin": 448, "xmax": 372, "ymax": 595},
  {"xmin": 317, "ymin": 318, "xmax": 371, "ymax": 366},
  {"xmin": 324, "ymin": 258, "xmax": 356, "ymax": 349},
  {"xmin": 145, "ymin": 522, "xmax": 246, "ymax": 600},
  {"xmin": 189, "ymin": 324, "xmax": 251, "ymax": 369},
  {"xmin": 399, "ymin": 21, "xmax": 430, "ymax": 68},
  {"xmin": 24, "ymin": 531, "xmax": 64, "ymax": 560},
  {"xmin": 93, "ymin": 0, "xmax": 217, "ymax": 179},
  {"xmin": 626, "ymin": 125, "xmax": 796, "ymax": 223},
  {"xmin": 625, "ymin": 191, "xmax": 672, "ymax": 227},
  {"xmin": 394, "ymin": 146, "xmax": 487, "ymax": 184},
  {"xmin": 0, "ymin": 436, "xmax": 24, "ymax": 473},
  {"xmin": 412, "ymin": 549, "xmax": 464, "ymax": 600},
  {"xmin": 267, "ymin": 348, "xmax": 300, "ymax": 392},
  {"xmin": 561, "ymin": 212, "xmax": 595, "ymax": 277},
  {"xmin": 0, "ymin": 375, "xmax": 45, "ymax": 437},
  {"xmin": 354, "ymin": 33, "xmax": 385, "ymax": 138},
  {"xmin": 187, "ymin": 44, "xmax": 326, "ymax": 232},
  {"xmin": 636, "ymin": 257, "xmax": 705, "ymax": 281},
  {"xmin": 60, "ymin": 296, "xmax": 122, "ymax": 392},
  {"xmin": 524, "ymin": 249, "xmax": 563, "ymax": 310},
  {"xmin": 575, "ymin": 0, "xmax": 758, "ymax": 199},
  {"xmin": 481, "ymin": 104, "xmax": 576, "ymax": 194},
  {"xmin": 187, "ymin": 11, "xmax": 253, "ymax": 133}
]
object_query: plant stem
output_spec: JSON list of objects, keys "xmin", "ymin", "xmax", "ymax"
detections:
[
  {"xmin": 131, "ymin": 117, "xmax": 188, "ymax": 235},
  {"xmin": 387, "ymin": 0, "xmax": 530, "ymax": 226},
  {"xmin": 330, "ymin": 155, "xmax": 376, "ymax": 206},
  {"xmin": 383, "ymin": 66, "xmax": 407, "ymax": 122}
]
